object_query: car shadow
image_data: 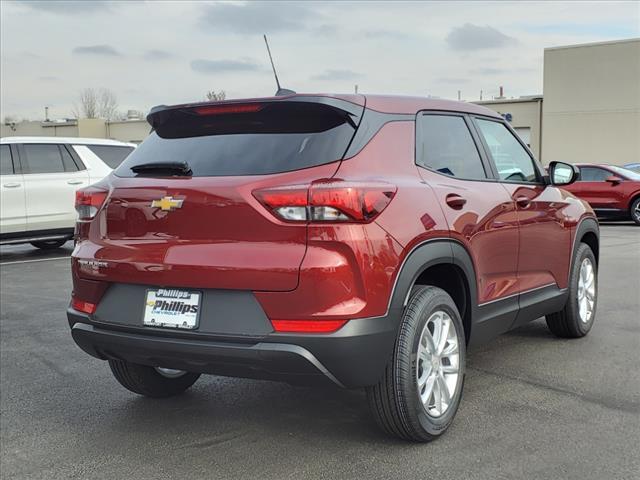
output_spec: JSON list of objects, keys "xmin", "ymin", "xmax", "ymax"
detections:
[
  {"xmin": 0, "ymin": 241, "xmax": 74, "ymax": 263},
  {"xmin": 91, "ymin": 377, "xmax": 397, "ymax": 445},
  {"xmin": 75, "ymin": 321, "xmax": 561, "ymax": 448}
]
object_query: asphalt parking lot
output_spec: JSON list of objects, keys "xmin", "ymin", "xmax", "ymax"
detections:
[{"xmin": 1, "ymin": 223, "xmax": 639, "ymax": 480}]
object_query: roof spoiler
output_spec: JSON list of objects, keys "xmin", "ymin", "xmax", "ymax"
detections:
[
  {"xmin": 146, "ymin": 97, "xmax": 365, "ymax": 139},
  {"xmin": 146, "ymin": 96, "xmax": 364, "ymax": 133}
]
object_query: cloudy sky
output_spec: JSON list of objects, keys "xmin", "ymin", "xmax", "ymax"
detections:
[{"xmin": 1, "ymin": 0, "xmax": 638, "ymax": 120}]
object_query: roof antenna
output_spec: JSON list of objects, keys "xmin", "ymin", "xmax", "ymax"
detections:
[{"xmin": 263, "ymin": 34, "xmax": 295, "ymax": 96}]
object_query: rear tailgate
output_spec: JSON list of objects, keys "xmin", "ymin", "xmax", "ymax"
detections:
[{"xmin": 73, "ymin": 97, "xmax": 364, "ymax": 292}]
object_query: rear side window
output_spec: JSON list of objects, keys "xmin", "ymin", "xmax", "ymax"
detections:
[
  {"xmin": 1, "ymin": 145, "xmax": 14, "ymax": 175},
  {"xmin": 88, "ymin": 145, "xmax": 134, "ymax": 168},
  {"xmin": 416, "ymin": 114, "xmax": 487, "ymax": 180},
  {"xmin": 22, "ymin": 144, "xmax": 67, "ymax": 174},
  {"xmin": 579, "ymin": 167, "xmax": 610, "ymax": 182},
  {"xmin": 475, "ymin": 119, "xmax": 539, "ymax": 183},
  {"xmin": 116, "ymin": 102, "xmax": 359, "ymax": 177},
  {"xmin": 60, "ymin": 145, "xmax": 80, "ymax": 171}
]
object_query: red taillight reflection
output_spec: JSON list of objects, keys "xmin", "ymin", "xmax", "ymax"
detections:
[
  {"xmin": 253, "ymin": 180, "xmax": 396, "ymax": 223},
  {"xmin": 71, "ymin": 297, "xmax": 97, "ymax": 315},
  {"xmin": 271, "ymin": 319, "xmax": 348, "ymax": 333},
  {"xmin": 310, "ymin": 181, "xmax": 396, "ymax": 222},
  {"xmin": 254, "ymin": 185, "xmax": 309, "ymax": 208},
  {"xmin": 193, "ymin": 104, "xmax": 264, "ymax": 116},
  {"xmin": 75, "ymin": 187, "xmax": 108, "ymax": 220}
]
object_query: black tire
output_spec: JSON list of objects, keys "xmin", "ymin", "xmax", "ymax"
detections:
[
  {"xmin": 366, "ymin": 286, "xmax": 466, "ymax": 442},
  {"xmin": 30, "ymin": 239, "xmax": 68, "ymax": 250},
  {"xmin": 630, "ymin": 197, "xmax": 640, "ymax": 226},
  {"xmin": 108, "ymin": 359, "xmax": 200, "ymax": 398},
  {"xmin": 546, "ymin": 243, "xmax": 597, "ymax": 338}
]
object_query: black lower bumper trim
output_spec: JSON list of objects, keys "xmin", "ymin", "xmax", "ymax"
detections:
[
  {"xmin": 69, "ymin": 305, "xmax": 402, "ymax": 388},
  {"xmin": 71, "ymin": 323, "xmax": 343, "ymax": 386}
]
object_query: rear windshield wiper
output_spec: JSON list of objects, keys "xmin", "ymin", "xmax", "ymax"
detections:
[{"xmin": 131, "ymin": 161, "xmax": 192, "ymax": 176}]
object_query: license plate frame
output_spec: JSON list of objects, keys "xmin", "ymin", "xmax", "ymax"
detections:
[{"xmin": 143, "ymin": 288, "xmax": 201, "ymax": 330}]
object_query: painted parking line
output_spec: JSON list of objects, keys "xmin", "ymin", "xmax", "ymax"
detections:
[{"xmin": 0, "ymin": 256, "xmax": 70, "ymax": 266}]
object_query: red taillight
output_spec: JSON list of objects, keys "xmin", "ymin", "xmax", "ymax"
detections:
[
  {"xmin": 253, "ymin": 180, "xmax": 396, "ymax": 223},
  {"xmin": 71, "ymin": 297, "xmax": 97, "ymax": 315},
  {"xmin": 271, "ymin": 319, "xmax": 348, "ymax": 333},
  {"xmin": 193, "ymin": 103, "xmax": 263, "ymax": 115},
  {"xmin": 75, "ymin": 187, "xmax": 108, "ymax": 220}
]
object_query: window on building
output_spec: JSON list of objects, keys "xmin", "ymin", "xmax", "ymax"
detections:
[
  {"xmin": 475, "ymin": 119, "xmax": 539, "ymax": 183},
  {"xmin": 1, "ymin": 145, "xmax": 14, "ymax": 175},
  {"xmin": 416, "ymin": 114, "xmax": 487, "ymax": 180},
  {"xmin": 22, "ymin": 144, "xmax": 66, "ymax": 174}
]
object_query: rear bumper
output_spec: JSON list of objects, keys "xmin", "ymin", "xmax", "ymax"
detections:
[{"xmin": 68, "ymin": 307, "xmax": 402, "ymax": 388}]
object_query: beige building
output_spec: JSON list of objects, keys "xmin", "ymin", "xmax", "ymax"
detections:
[
  {"xmin": 541, "ymin": 38, "xmax": 640, "ymax": 166},
  {"xmin": 1, "ymin": 117, "xmax": 150, "ymax": 144},
  {"xmin": 477, "ymin": 38, "xmax": 640, "ymax": 166}
]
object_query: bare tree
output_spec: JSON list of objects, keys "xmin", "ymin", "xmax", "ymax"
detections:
[
  {"xmin": 205, "ymin": 90, "xmax": 226, "ymax": 101},
  {"xmin": 72, "ymin": 87, "xmax": 119, "ymax": 120},
  {"xmin": 98, "ymin": 88, "xmax": 119, "ymax": 120},
  {"xmin": 72, "ymin": 88, "xmax": 99, "ymax": 119}
]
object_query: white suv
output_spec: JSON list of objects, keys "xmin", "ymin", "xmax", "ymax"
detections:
[{"xmin": 0, "ymin": 137, "xmax": 135, "ymax": 249}]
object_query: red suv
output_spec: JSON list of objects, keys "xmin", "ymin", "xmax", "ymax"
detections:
[
  {"xmin": 68, "ymin": 94, "xmax": 599, "ymax": 442},
  {"xmin": 561, "ymin": 164, "xmax": 640, "ymax": 225}
]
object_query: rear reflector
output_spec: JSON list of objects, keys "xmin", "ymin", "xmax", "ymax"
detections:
[
  {"xmin": 193, "ymin": 103, "xmax": 263, "ymax": 116},
  {"xmin": 271, "ymin": 319, "xmax": 348, "ymax": 333},
  {"xmin": 75, "ymin": 187, "xmax": 108, "ymax": 220},
  {"xmin": 253, "ymin": 180, "xmax": 396, "ymax": 223},
  {"xmin": 71, "ymin": 297, "xmax": 97, "ymax": 315}
]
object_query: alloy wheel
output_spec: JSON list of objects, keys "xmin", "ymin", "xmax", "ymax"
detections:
[
  {"xmin": 416, "ymin": 311, "xmax": 461, "ymax": 418},
  {"xmin": 577, "ymin": 258, "xmax": 596, "ymax": 323}
]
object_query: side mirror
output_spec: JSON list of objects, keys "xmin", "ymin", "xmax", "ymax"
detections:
[
  {"xmin": 605, "ymin": 175, "xmax": 622, "ymax": 184},
  {"xmin": 548, "ymin": 161, "xmax": 579, "ymax": 186}
]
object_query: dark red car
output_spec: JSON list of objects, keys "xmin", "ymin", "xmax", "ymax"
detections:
[
  {"xmin": 68, "ymin": 94, "xmax": 599, "ymax": 442},
  {"xmin": 561, "ymin": 163, "xmax": 640, "ymax": 225}
]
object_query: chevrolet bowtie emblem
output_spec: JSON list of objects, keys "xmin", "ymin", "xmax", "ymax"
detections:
[{"xmin": 151, "ymin": 196, "xmax": 184, "ymax": 211}]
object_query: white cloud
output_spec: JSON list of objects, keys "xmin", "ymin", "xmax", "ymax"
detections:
[
  {"xmin": 191, "ymin": 58, "xmax": 263, "ymax": 74},
  {"xmin": 446, "ymin": 24, "xmax": 516, "ymax": 50},
  {"xmin": 73, "ymin": 45, "xmax": 122, "ymax": 57}
]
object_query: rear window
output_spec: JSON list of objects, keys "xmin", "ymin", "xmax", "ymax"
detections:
[
  {"xmin": 609, "ymin": 165, "xmax": 640, "ymax": 181},
  {"xmin": 115, "ymin": 101, "xmax": 359, "ymax": 177},
  {"xmin": 88, "ymin": 145, "xmax": 134, "ymax": 168},
  {"xmin": 1, "ymin": 145, "xmax": 13, "ymax": 175}
]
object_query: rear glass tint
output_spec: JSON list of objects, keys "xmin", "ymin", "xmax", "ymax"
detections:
[
  {"xmin": 1, "ymin": 145, "xmax": 13, "ymax": 175},
  {"xmin": 88, "ymin": 145, "xmax": 134, "ymax": 168},
  {"xmin": 116, "ymin": 102, "xmax": 359, "ymax": 177}
]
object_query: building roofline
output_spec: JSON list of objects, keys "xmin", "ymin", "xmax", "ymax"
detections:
[
  {"xmin": 473, "ymin": 96, "xmax": 543, "ymax": 105},
  {"xmin": 106, "ymin": 119, "xmax": 149, "ymax": 125},
  {"xmin": 545, "ymin": 37, "xmax": 640, "ymax": 51},
  {"xmin": 0, "ymin": 136, "xmax": 136, "ymax": 147}
]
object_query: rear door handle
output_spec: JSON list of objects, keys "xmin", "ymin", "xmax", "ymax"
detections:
[
  {"xmin": 514, "ymin": 196, "xmax": 531, "ymax": 208},
  {"xmin": 445, "ymin": 193, "xmax": 467, "ymax": 210},
  {"xmin": 67, "ymin": 180, "xmax": 85, "ymax": 185},
  {"xmin": 3, "ymin": 182, "xmax": 21, "ymax": 188}
]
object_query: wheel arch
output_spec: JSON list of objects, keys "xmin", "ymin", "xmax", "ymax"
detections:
[
  {"xmin": 574, "ymin": 217, "xmax": 600, "ymax": 266},
  {"xmin": 628, "ymin": 192, "xmax": 640, "ymax": 214},
  {"xmin": 389, "ymin": 239, "xmax": 478, "ymax": 344}
]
